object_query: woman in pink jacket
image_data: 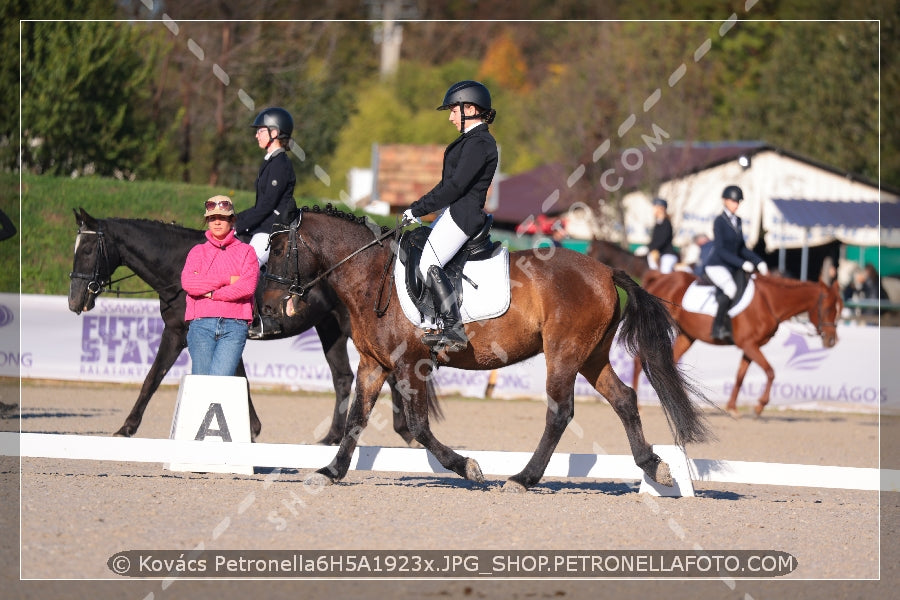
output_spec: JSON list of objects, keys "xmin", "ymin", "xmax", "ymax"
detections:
[{"xmin": 181, "ymin": 196, "xmax": 259, "ymax": 376}]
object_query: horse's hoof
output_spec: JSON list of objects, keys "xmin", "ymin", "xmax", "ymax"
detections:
[
  {"xmin": 317, "ymin": 436, "xmax": 341, "ymax": 446},
  {"xmin": 726, "ymin": 407, "xmax": 741, "ymax": 419},
  {"xmin": 304, "ymin": 472, "xmax": 334, "ymax": 488},
  {"xmin": 753, "ymin": 404, "xmax": 765, "ymax": 418},
  {"xmin": 113, "ymin": 429, "xmax": 133, "ymax": 438},
  {"xmin": 652, "ymin": 461, "xmax": 674, "ymax": 487},
  {"xmin": 406, "ymin": 439, "xmax": 424, "ymax": 450},
  {"xmin": 464, "ymin": 458, "xmax": 484, "ymax": 483},
  {"xmin": 501, "ymin": 480, "xmax": 527, "ymax": 493}
]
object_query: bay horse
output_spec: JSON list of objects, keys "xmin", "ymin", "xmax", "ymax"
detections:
[
  {"xmin": 68, "ymin": 208, "xmax": 439, "ymax": 444},
  {"xmin": 635, "ymin": 270, "xmax": 842, "ymax": 417},
  {"xmin": 586, "ymin": 239, "xmax": 649, "ymax": 280},
  {"xmin": 261, "ymin": 205, "xmax": 714, "ymax": 492}
]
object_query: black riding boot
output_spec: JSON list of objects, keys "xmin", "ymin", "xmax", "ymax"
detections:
[
  {"xmin": 248, "ymin": 266, "xmax": 283, "ymax": 340},
  {"xmin": 421, "ymin": 265, "xmax": 468, "ymax": 351},
  {"xmin": 711, "ymin": 290, "xmax": 734, "ymax": 344}
]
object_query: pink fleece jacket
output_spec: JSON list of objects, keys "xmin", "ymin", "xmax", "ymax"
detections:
[{"xmin": 181, "ymin": 229, "xmax": 259, "ymax": 322}]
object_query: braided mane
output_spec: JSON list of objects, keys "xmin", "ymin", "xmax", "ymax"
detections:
[{"xmin": 299, "ymin": 203, "xmax": 392, "ymax": 234}]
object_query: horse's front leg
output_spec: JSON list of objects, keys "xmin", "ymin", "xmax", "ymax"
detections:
[
  {"xmin": 307, "ymin": 354, "xmax": 388, "ymax": 485},
  {"xmin": 314, "ymin": 317, "xmax": 354, "ymax": 445},
  {"xmin": 386, "ymin": 373, "xmax": 418, "ymax": 447},
  {"xmin": 234, "ymin": 361, "xmax": 261, "ymax": 441},
  {"xmin": 115, "ymin": 324, "xmax": 185, "ymax": 437},
  {"xmin": 739, "ymin": 346, "xmax": 775, "ymax": 417},
  {"xmin": 394, "ymin": 363, "xmax": 482, "ymax": 482},
  {"xmin": 725, "ymin": 355, "xmax": 752, "ymax": 417}
]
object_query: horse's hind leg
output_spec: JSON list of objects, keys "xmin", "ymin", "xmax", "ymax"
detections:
[
  {"xmin": 504, "ymin": 359, "xmax": 577, "ymax": 492},
  {"xmin": 582, "ymin": 358, "xmax": 673, "ymax": 487},
  {"xmin": 315, "ymin": 318, "xmax": 355, "ymax": 445}
]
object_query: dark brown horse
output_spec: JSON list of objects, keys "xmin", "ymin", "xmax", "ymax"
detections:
[
  {"xmin": 261, "ymin": 205, "xmax": 713, "ymax": 492},
  {"xmin": 636, "ymin": 270, "xmax": 842, "ymax": 417},
  {"xmin": 586, "ymin": 239, "xmax": 650, "ymax": 280}
]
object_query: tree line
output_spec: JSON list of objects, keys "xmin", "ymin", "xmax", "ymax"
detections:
[{"xmin": 4, "ymin": 0, "xmax": 896, "ymax": 212}]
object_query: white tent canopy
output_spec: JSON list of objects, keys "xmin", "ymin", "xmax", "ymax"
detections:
[{"xmin": 622, "ymin": 148, "xmax": 899, "ymax": 251}]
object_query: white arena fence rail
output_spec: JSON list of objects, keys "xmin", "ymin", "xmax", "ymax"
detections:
[{"xmin": 1, "ymin": 432, "xmax": 897, "ymax": 499}]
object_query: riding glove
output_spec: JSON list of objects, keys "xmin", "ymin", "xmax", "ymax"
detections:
[
  {"xmin": 757, "ymin": 262, "xmax": 769, "ymax": 275},
  {"xmin": 742, "ymin": 261, "xmax": 755, "ymax": 273},
  {"xmin": 402, "ymin": 209, "xmax": 421, "ymax": 226}
]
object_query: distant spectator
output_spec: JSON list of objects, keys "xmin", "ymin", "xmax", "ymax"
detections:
[
  {"xmin": 820, "ymin": 256, "xmax": 838, "ymax": 286},
  {"xmin": 842, "ymin": 263, "xmax": 888, "ymax": 316},
  {"xmin": 680, "ymin": 233, "xmax": 712, "ymax": 277},
  {"xmin": 640, "ymin": 198, "xmax": 679, "ymax": 273}
]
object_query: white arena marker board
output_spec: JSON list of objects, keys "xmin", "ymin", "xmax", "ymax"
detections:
[
  {"xmin": 2, "ymin": 432, "xmax": 895, "ymax": 495},
  {"xmin": 165, "ymin": 374, "xmax": 253, "ymax": 475}
]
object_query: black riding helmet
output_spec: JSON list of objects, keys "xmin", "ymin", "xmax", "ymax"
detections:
[
  {"xmin": 251, "ymin": 107, "xmax": 293, "ymax": 143},
  {"xmin": 722, "ymin": 185, "xmax": 744, "ymax": 202},
  {"xmin": 437, "ymin": 80, "xmax": 497, "ymax": 132}
]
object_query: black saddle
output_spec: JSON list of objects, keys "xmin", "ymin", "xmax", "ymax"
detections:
[{"xmin": 399, "ymin": 215, "xmax": 500, "ymax": 323}]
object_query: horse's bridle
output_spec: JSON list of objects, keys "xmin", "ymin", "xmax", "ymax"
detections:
[
  {"xmin": 264, "ymin": 218, "xmax": 312, "ymax": 298},
  {"xmin": 814, "ymin": 289, "xmax": 838, "ymax": 336},
  {"xmin": 264, "ymin": 211, "xmax": 402, "ymax": 306},
  {"xmin": 68, "ymin": 225, "xmax": 112, "ymax": 297}
]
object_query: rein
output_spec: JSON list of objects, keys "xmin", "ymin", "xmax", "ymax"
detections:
[
  {"xmin": 266, "ymin": 214, "xmax": 403, "ymax": 307},
  {"xmin": 69, "ymin": 225, "xmax": 179, "ymax": 298}
]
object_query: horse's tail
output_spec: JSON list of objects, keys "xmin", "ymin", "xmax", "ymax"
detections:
[{"xmin": 612, "ymin": 270, "xmax": 713, "ymax": 445}]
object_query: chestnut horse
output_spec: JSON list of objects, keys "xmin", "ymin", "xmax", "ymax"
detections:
[
  {"xmin": 262, "ymin": 205, "xmax": 713, "ymax": 492},
  {"xmin": 635, "ymin": 271, "xmax": 842, "ymax": 417}
]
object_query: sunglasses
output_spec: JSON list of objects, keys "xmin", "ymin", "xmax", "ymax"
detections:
[{"xmin": 205, "ymin": 199, "xmax": 233, "ymax": 211}]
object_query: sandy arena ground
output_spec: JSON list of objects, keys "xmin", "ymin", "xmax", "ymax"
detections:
[{"xmin": 0, "ymin": 379, "xmax": 897, "ymax": 599}]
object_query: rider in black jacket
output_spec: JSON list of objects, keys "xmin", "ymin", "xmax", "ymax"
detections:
[
  {"xmin": 403, "ymin": 81, "xmax": 499, "ymax": 351},
  {"xmin": 236, "ymin": 107, "xmax": 297, "ymax": 339},
  {"xmin": 703, "ymin": 185, "xmax": 768, "ymax": 342}
]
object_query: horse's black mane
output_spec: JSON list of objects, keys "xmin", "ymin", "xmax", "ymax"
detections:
[
  {"xmin": 294, "ymin": 203, "xmax": 392, "ymax": 234},
  {"xmin": 105, "ymin": 216, "xmax": 201, "ymax": 234}
]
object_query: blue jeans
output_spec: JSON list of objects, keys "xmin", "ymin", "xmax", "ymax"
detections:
[{"xmin": 186, "ymin": 318, "xmax": 249, "ymax": 376}]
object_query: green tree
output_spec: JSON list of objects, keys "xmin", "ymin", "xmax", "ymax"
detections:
[
  {"xmin": 749, "ymin": 21, "xmax": 879, "ymax": 181},
  {"xmin": 21, "ymin": 20, "xmax": 161, "ymax": 177}
]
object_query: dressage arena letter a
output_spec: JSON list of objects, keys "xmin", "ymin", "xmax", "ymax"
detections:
[
  {"xmin": 195, "ymin": 403, "xmax": 232, "ymax": 442},
  {"xmin": 165, "ymin": 375, "xmax": 252, "ymax": 475}
]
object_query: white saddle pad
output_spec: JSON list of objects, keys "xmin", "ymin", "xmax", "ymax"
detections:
[
  {"xmin": 680, "ymin": 278, "xmax": 756, "ymax": 317},
  {"xmin": 395, "ymin": 247, "xmax": 511, "ymax": 329}
]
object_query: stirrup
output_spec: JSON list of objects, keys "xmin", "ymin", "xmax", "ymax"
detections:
[
  {"xmin": 711, "ymin": 325, "xmax": 733, "ymax": 344},
  {"xmin": 421, "ymin": 327, "xmax": 468, "ymax": 351},
  {"xmin": 248, "ymin": 315, "xmax": 283, "ymax": 340}
]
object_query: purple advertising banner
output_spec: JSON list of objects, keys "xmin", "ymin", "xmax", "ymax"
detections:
[{"xmin": 9, "ymin": 294, "xmax": 888, "ymax": 412}]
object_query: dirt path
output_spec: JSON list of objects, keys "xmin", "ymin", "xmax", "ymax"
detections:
[{"xmin": 1, "ymin": 380, "xmax": 897, "ymax": 599}]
